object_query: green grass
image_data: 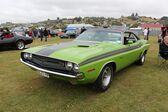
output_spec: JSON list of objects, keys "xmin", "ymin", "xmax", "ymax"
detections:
[{"xmin": 0, "ymin": 37, "xmax": 168, "ymax": 112}]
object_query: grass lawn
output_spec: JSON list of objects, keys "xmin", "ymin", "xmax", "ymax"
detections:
[{"xmin": 0, "ymin": 37, "xmax": 168, "ymax": 112}]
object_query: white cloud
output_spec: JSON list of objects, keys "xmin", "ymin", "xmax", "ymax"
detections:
[{"xmin": 0, "ymin": 0, "xmax": 167, "ymax": 23}]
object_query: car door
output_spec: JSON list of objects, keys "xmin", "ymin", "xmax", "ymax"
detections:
[
  {"xmin": 127, "ymin": 32, "xmax": 142, "ymax": 62},
  {"xmin": 117, "ymin": 32, "xmax": 142, "ymax": 69}
]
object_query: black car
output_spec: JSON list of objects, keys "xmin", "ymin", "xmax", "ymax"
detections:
[{"xmin": 0, "ymin": 33, "xmax": 33, "ymax": 50}]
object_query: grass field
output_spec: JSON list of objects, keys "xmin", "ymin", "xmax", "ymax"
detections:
[{"xmin": 0, "ymin": 37, "xmax": 168, "ymax": 112}]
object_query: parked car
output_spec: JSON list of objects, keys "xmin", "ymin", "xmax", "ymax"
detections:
[
  {"xmin": 49, "ymin": 30, "xmax": 57, "ymax": 37},
  {"xmin": 0, "ymin": 32, "xmax": 33, "ymax": 50},
  {"xmin": 56, "ymin": 31, "xmax": 64, "ymax": 37},
  {"xmin": 20, "ymin": 28, "xmax": 150, "ymax": 91},
  {"xmin": 60, "ymin": 30, "xmax": 78, "ymax": 39}
]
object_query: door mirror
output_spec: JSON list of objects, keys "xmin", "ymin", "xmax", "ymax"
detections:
[
  {"xmin": 0, "ymin": 36, "xmax": 3, "ymax": 40},
  {"xmin": 128, "ymin": 40, "xmax": 133, "ymax": 44}
]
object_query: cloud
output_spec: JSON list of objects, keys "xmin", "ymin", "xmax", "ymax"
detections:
[{"xmin": 0, "ymin": 0, "xmax": 167, "ymax": 23}]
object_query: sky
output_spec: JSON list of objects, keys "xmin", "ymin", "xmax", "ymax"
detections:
[{"xmin": 0, "ymin": 0, "xmax": 168, "ymax": 23}]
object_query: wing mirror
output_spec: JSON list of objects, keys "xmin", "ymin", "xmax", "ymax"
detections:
[
  {"xmin": 0, "ymin": 37, "xmax": 3, "ymax": 40},
  {"xmin": 128, "ymin": 40, "xmax": 133, "ymax": 44}
]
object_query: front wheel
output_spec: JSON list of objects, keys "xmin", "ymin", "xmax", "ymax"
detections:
[
  {"xmin": 136, "ymin": 54, "xmax": 146, "ymax": 65},
  {"xmin": 16, "ymin": 40, "xmax": 25, "ymax": 50},
  {"xmin": 94, "ymin": 65, "xmax": 114, "ymax": 92}
]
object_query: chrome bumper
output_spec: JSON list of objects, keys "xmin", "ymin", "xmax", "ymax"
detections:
[{"xmin": 20, "ymin": 59, "xmax": 77, "ymax": 78}]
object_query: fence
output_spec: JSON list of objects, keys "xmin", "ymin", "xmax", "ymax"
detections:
[{"xmin": 130, "ymin": 29, "xmax": 161, "ymax": 37}]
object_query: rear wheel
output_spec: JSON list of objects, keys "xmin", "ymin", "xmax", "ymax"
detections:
[
  {"xmin": 94, "ymin": 64, "xmax": 114, "ymax": 92},
  {"xmin": 136, "ymin": 53, "xmax": 146, "ymax": 65},
  {"xmin": 16, "ymin": 40, "xmax": 25, "ymax": 50}
]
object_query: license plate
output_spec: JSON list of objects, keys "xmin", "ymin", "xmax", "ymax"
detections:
[{"xmin": 39, "ymin": 71, "xmax": 50, "ymax": 78}]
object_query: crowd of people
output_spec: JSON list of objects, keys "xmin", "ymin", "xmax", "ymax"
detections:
[
  {"xmin": 24, "ymin": 28, "xmax": 51, "ymax": 42},
  {"xmin": 1, "ymin": 26, "xmax": 87, "ymax": 42},
  {"xmin": 0, "ymin": 28, "xmax": 13, "ymax": 38}
]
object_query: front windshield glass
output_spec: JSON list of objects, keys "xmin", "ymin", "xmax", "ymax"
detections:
[
  {"xmin": 76, "ymin": 30, "xmax": 122, "ymax": 44},
  {"xmin": 66, "ymin": 30, "xmax": 76, "ymax": 34}
]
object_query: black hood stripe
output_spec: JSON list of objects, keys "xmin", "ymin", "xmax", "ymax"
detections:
[
  {"xmin": 79, "ymin": 43, "xmax": 142, "ymax": 66},
  {"xmin": 36, "ymin": 41, "xmax": 77, "ymax": 56},
  {"xmin": 35, "ymin": 41, "xmax": 99, "ymax": 56}
]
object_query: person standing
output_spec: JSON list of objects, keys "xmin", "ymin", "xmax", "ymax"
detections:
[
  {"xmin": 40, "ymin": 28, "xmax": 44, "ymax": 41},
  {"xmin": 43, "ymin": 28, "xmax": 49, "ymax": 42},
  {"xmin": 147, "ymin": 28, "xmax": 150, "ymax": 40},
  {"xmin": 143, "ymin": 28, "xmax": 148, "ymax": 40}
]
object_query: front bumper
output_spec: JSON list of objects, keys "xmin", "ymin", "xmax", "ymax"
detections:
[
  {"xmin": 25, "ymin": 39, "xmax": 33, "ymax": 45},
  {"xmin": 20, "ymin": 59, "xmax": 80, "ymax": 78}
]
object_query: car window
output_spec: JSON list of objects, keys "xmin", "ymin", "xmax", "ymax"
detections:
[
  {"xmin": 124, "ymin": 32, "xmax": 138, "ymax": 43},
  {"xmin": 129, "ymin": 33, "xmax": 138, "ymax": 42},
  {"xmin": 76, "ymin": 30, "xmax": 122, "ymax": 44},
  {"xmin": 124, "ymin": 32, "xmax": 130, "ymax": 38}
]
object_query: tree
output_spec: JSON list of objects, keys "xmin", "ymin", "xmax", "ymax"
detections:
[
  {"xmin": 135, "ymin": 13, "xmax": 138, "ymax": 17},
  {"xmin": 160, "ymin": 16, "xmax": 168, "ymax": 21},
  {"xmin": 130, "ymin": 23, "xmax": 140, "ymax": 28},
  {"xmin": 57, "ymin": 17, "xmax": 60, "ymax": 20},
  {"xmin": 112, "ymin": 21, "xmax": 122, "ymax": 26},
  {"xmin": 160, "ymin": 16, "xmax": 168, "ymax": 26},
  {"xmin": 131, "ymin": 13, "xmax": 135, "ymax": 17}
]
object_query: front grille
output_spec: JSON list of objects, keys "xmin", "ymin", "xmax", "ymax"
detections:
[
  {"xmin": 25, "ymin": 54, "xmax": 76, "ymax": 75},
  {"xmin": 32, "ymin": 55, "xmax": 66, "ymax": 71}
]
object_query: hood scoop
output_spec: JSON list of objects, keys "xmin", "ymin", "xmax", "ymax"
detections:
[
  {"xmin": 76, "ymin": 41, "xmax": 99, "ymax": 47},
  {"xmin": 77, "ymin": 44, "xmax": 90, "ymax": 47}
]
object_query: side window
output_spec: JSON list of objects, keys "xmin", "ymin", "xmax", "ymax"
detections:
[
  {"xmin": 129, "ymin": 33, "xmax": 138, "ymax": 42},
  {"xmin": 124, "ymin": 32, "xmax": 130, "ymax": 38},
  {"xmin": 124, "ymin": 32, "xmax": 139, "ymax": 44}
]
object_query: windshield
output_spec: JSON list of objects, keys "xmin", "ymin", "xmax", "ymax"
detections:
[
  {"xmin": 76, "ymin": 30, "xmax": 122, "ymax": 44},
  {"xmin": 66, "ymin": 30, "xmax": 76, "ymax": 34}
]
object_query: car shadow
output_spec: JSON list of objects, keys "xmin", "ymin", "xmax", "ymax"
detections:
[
  {"xmin": 42, "ymin": 77, "xmax": 99, "ymax": 94},
  {"xmin": 0, "ymin": 46, "xmax": 29, "ymax": 52},
  {"xmin": 32, "ymin": 64, "xmax": 138, "ymax": 95}
]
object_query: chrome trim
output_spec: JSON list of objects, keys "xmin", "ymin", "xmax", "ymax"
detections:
[{"xmin": 20, "ymin": 59, "xmax": 77, "ymax": 78}]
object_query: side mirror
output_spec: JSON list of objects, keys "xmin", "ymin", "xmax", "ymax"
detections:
[
  {"xmin": 128, "ymin": 40, "xmax": 133, "ymax": 44},
  {"xmin": 0, "ymin": 37, "xmax": 3, "ymax": 40}
]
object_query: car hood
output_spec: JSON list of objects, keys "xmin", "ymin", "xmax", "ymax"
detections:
[{"xmin": 23, "ymin": 41, "xmax": 124, "ymax": 64}]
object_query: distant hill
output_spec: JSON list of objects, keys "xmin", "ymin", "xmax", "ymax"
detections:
[{"xmin": 0, "ymin": 16, "xmax": 161, "ymax": 29}]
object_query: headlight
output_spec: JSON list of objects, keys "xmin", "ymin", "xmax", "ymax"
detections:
[
  {"xmin": 73, "ymin": 64, "xmax": 79, "ymax": 72},
  {"xmin": 65, "ymin": 62, "xmax": 73, "ymax": 71},
  {"xmin": 28, "ymin": 53, "xmax": 32, "ymax": 60},
  {"xmin": 23, "ymin": 53, "xmax": 29, "ymax": 59},
  {"xmin": 23, "ymin": 53, "xmax": 32, "ymax": 60}
]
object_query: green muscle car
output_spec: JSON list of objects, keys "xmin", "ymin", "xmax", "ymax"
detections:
[{"xmin": 20, "ymin": 28, "xmax": 150, "ymax": 91}]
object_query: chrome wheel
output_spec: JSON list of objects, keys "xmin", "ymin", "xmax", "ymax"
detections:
[
  {"xmin": 102, "ymin": 67, "xmax": 112, "ymax": 87},
  {"xmin": 141, "ymin": 55, "xmax": 145, "ymax": 63},
  {"xmin": 16, "ymin": 41, "xmax": 25, "ymax": 50},
  {"xmin": 136, "ymin": 54, "xmax": 146, "ymax": 65},
  {"xmin": 94, "ymin": 64, "xmax": 114, "ymax": 92}
]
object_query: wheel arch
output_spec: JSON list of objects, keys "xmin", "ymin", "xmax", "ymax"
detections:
[
  {"xmin": 139, "ymin": 49, "xmax": 148, "ymax": 58},
  {"xmin": 15, "ymin": 39, "xmax": 25, "ymax": 44},
  {"xmin": 99, "ymin": 61, "xmax": 117, "ymax": 75},
  {"xmin": 143, "ymin": 50, "xmax": 148, "ymax": 54}
]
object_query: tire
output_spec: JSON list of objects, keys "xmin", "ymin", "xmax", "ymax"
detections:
[
  {"xmin": 16, "ymin": 40, "xmax": 25, "ymax": 50},
  {"xmin": 94, "ymin": 64, "xmax": 114, "ymax": 92},
  {"xmin": 136, "ymin": 53, "xmax": 146, "ymax": 65}
]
